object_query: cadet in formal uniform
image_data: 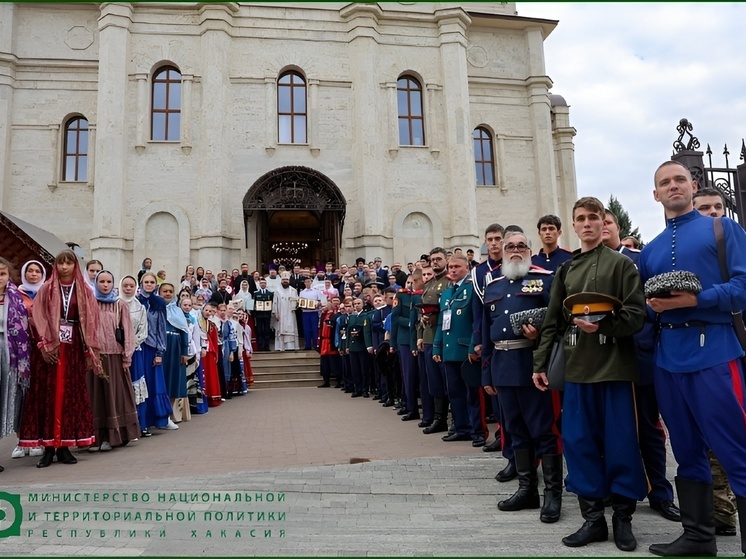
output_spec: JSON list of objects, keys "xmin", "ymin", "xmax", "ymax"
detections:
[
  {"xmin": 471, "ymin": 223, "xmax": 516, "ymax": 481},
  {"xmin": 533, "ymin": 197, "xmax": 647, "ymax": 552},
  {"xmin": 602, "ymin": 209, "xmax": 680, "ymax": 523},
  {"xmin": 531, "ymin": 215, "xmax": 573, "ymax": 273},
  {"xmin": 433, "ymin": 254, "xmax": 487, "ymax": 446},
  {"xmin": 481, "ymin": 232, "xmax": 561, "ymax": 523},
  {"xmin": 412, "ymin": 267, "xmax": 434, "ymax": 428},
  {"xmin": 346, "ymin": 298, "xmax": 372, "ymax": 398},
  {"xmin": 417, "ymin": 248, "xmax": 452, "ymax": 434},
  {"xmin": 390, "ymin": 276, "xmax": 419, "ymax": 421},
  {"xmin": 369, "ymin": 293, "xmax": 392, "ymax": 403},
  {"xmin": 253, "ymin": 278, "xmax": 273, "ymax": 351},
  {"xmin": 335, "ymin": 298, "xmax": 353, "ymax": 392}
]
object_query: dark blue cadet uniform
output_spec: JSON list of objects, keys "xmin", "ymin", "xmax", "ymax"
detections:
[
  {"xmin": 482, "ymin": 267, "xmax": 559, "ymax": 456},
  {"xmin": 531, "ymin": 247, "xmax": 573, "ymax": 273},
  {"xmin": 391, "ymin": 289, "xmax": 418, "ymax": 417}
]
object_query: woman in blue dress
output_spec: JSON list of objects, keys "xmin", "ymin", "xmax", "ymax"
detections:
[{"xmin": 136, "ymin": 272, "xmax": 176, "ymax": 434}]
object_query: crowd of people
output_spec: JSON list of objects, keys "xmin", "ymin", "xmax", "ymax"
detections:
[
  {"xmin": 0, "ymin": 161, "xmax": 744, "ymax": 555},
  {"xmin": 0, "ymin": 252, "xmax": 256, "ymax": 469}
]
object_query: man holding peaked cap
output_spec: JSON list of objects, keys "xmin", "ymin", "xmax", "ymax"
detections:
[
  {"xmin": 533, "ymin": 196, "xmax": 647, "ymax": 552},
  {"xmin": 481, "ymin": 231, "xmax": 560, "ymax": 523}
]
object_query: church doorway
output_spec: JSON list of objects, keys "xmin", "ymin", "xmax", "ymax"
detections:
[{"xmin": 243, "ymin": 166, "xmax": 346, "ymax": 272}]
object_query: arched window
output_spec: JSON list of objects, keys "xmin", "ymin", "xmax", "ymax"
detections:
[
  {"xmin": 63, "ymin": 117, "xmax": 88, "ymax": 182},
  {"xmin": 473, "ymin": 127, "xmax": 495, "ymax": 186},
  {"xmin": 397, "ymin": 76, "xmax": 425, "ymax": 146},
  {"xmin": 151, "ymin": 66, "xmax": 181, "ymax": 141},
  {"xmin": 277, "ymin": 71, "xmax": 307, "ymax": 144}
]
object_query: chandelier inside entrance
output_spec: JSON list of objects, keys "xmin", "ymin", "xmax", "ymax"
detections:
[{"xmin": 271, "ymin": 242, "xmax": 308, "ymax": 256}]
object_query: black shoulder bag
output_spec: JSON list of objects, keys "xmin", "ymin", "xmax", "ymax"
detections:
[
  {"xmin": 714, "ymin": 217, "xmax": 746, "ymax": 350},
  {"xmin": 115, "ymin": 302, "xmax": 126, "ymax": 346}
]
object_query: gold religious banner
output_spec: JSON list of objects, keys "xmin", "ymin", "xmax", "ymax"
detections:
[{"xmin": 299, "ymin": 298, "xmax": 317, "ymax": 310}]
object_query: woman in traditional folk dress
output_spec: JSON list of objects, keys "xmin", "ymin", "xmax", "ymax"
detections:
[
  {"xmin": 118, "ymin": 275, "xmax": 149, "ymax": 433},
  {"xmin": 237, "ymin": 309, "xmax": 254, "ymax": 388},
  {"xmin": 11, "ymin": 260, "xmax": 46, "ymax": 460},
  {"xmin": 87, "ymin": 271, "xmax": 140, "ymax": 451},
  {"xmin": 0, "ymin": 257, "xmax": 31, "ymax": 472},
  {"xmin": 198, "ymin": 302, "xmax": 222, "ymax": 407},
  {"xmin": 161, "ymin": 283, "xmax": 189, "ymax": 423},
  {"xmin": 136, "ymin": 272, "xmax": 176, "ymax": 435},
  {"xmin": 19, "ymin": 249, "xmax": 101, "ymax": 467}
]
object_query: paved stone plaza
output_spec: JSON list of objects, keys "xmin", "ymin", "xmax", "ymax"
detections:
[{"xmin": 0, "ymin": 387, "xmax": 740, "ymax": 556}]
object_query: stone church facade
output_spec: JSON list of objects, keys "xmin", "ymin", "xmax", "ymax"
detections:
[{"xmin": 0, "ymin": 2, "xmax": 577, "ymax": 279}]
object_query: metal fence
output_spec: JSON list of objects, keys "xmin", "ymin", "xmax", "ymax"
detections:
[{"xmin": 670, "ymin": 118, "xmax": 746, "ymax": 222}]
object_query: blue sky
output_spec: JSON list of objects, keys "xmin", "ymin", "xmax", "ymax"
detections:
[{"xmin": 516, "ymin": 2, "xmax": 746, "ymax": 243}]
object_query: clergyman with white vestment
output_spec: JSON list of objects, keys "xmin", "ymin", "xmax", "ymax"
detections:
[{"xmin": 273, "ymin": 272, "xmax": 299, "ymax": 351}]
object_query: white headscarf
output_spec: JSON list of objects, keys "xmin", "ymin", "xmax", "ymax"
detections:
[{"xmin": 19, "ymin": 260, "xmax": 47, "ymax": 299}]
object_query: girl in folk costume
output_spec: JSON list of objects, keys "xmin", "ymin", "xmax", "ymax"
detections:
[
  {"xmin": 118, "ymin": 275, "xmax": 149, "ymax": 433},
  {"xmin": 186, "ymin": 296, "xmax": 208, "ymax": 414},
  {"xmin": 176, "ymin": 296, "xmax": 199, "ymax": 420},
  {"xmin": 197, "ymin": 302, "xmax": 222, "ymax": 407},
  {"xmin": 161, "ymin": 284, "xmax": 189, "ymax": 423},
  {"xmin": 19, "ymin": 250, "xmax": 100, "ymax": 468},
  {"xmin": 18, "ymin": 260, "xmax": 47, "ymax": 311},
  {"xmin": 89, "ymin": 271, "xmax": 140, "ymax": 451},
  {"xmin": 136, "ymin": 272, "xmax": 177, "ymax": 434},
  {"xmin": 0, "ymin": 258, "xmax": 31, "ymax": 472},
  {"xmin": 238, "ymin": 309, "xmax": 255, "ymax": 387},
  {"xmin": 227, "ymin": 307, "xmax": 247, "ymax": 395},
  {"xmin": 11, "ymin": 260, "xmax": 46, "ymax": 460},
  {"xmin": 234, "ymin": 281, "xmax": 259, "ymax": 353},
  {"xmin": 216, "ymin": 304, "xmax": 238, "ymax": 399}
]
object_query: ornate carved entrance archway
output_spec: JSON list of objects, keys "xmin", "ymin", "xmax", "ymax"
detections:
[{"xmin": 243, "ymin": 166, "xmax": 346, "ymax": 272}]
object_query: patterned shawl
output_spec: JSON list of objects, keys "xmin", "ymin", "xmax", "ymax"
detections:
[
  {"xmin": 3, "ymin": 281, "xmax": 31, "ymax": 390},
  {"xmin": 33, "ymin": 254, "xmax": 103, "ymax": 377}
]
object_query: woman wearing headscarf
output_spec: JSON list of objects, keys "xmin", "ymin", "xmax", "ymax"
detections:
[
  {"xmin": 19, "ymin": 249, "xmax": 101, "ymax": 467},
  {"xmin": 195, "ymin": 278, "xmax": 213, "ymax": 302},
  {"xmin": 0, "ymin": 257, "xmax": 31, "ymax": 472},
  {"xmin": 18, "ymin": 260, "xmax": 47, "ymax": 311},
  {"xmin": 89, "ymin": 271, "xmax": 140, "ymax": 451},
  {"xmin": 161, "ymin": 283, "xmax": 189, "ymax": 423},
  {"xmin": 118, "ymin": 274, "xmax": 149, "ymax": 432},
  {"xmin": 232, "ymin": 280, "xmax": 254, "ymax": 313},
  {"xmin": 175, "ymin": 296, "xmax": 198, "ymax": 421},
  {"xmin": 136, "ymin": 272, "xmax": 176, "ymax": 434},
  {"xmin": 11, "ymin": 260, "xmax": 46, "ymax": 460}
]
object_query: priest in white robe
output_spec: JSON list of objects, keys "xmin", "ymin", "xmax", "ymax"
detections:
[{"xmin": 273, "ymin": 272, "xmax": 299, "ymax": 351}]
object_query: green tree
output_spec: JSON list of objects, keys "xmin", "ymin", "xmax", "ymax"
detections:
[{"xmin": 607, "ymin": 195, "xmax": 643, "ymax": 246}]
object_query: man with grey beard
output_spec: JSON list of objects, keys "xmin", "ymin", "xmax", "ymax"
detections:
[{"xmin": 481, "ymin": 232, "xmax": 561, "ymax": 524}]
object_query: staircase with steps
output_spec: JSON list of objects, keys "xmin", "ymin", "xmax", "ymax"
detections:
[{"xmin": 250, "ymin": 350, "xmax": 322, "ymax": 389}]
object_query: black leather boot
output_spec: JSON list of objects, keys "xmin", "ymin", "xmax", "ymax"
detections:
[
  {"xmin": 735, "ymin": 495, "xmax": 746, "ymax": 555},
  {"xmin": 37, "ymin": 446, "xmax": 56, "ymax": 468},
  {"xmin": 649, "ymin": 477, "xmax": 717, "ymax": 557},
  {"xmin": 56, "ymin": 446, "xmax": 77, "ymax": 464},
  {"xmin": 498, "ymin": 448, "xmax": 540, "ymax": 511},
  {"xmin": 611, "ymin": 494, "xmax": 637, "ymax": 551},
  {"xmin": 495, "ymin": 460, "xmax": 517, "ymax": 482},
  {"xmin": 423, "ymin": 398, "xmax": 447, "ymax": 434},
  {"xmin": 540, "ymin": 454, "xmax": 563, "ymax": 523},
  {"xmin": 562, "ymin": 497, "xmax": 608, "ymax": 547}
]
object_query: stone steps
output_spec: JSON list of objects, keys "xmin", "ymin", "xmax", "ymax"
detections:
[{"xmin": 250, "ymin": 350, "xmax": 321, "ymax": 389}]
